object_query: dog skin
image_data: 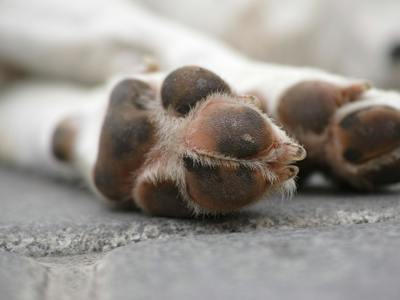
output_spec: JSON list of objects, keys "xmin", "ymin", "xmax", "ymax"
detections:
[{"xmin": 1, "ymin": 0, "xmax": 400, "ymax": 216}]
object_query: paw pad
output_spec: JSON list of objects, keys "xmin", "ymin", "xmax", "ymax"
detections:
[
  {"xmin": 338, "ymin": 106, "xmax": 400, "ymax": 164},
  {"xmin": 161, "ymin": 66, "xmax": 231, "ymax": 116},
  {"xmin": 326, "ymin": 105, "xmax": 400, "ymax": 188},
  {"xmin": 94, "ymin": 79, "xmax": 156, "ymax": 202},
  {"xmin": 185, "ymin": 100, "xmax": 273, "ymax": 159},
  {"xmin": 135, "ymin": 179, "xmax": 191, "ymax": 217},
  {"xmin": 183, "ymin": 156, "xmax": 268, "ymax": 212}
]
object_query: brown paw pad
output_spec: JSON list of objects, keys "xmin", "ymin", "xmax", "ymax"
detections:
[
  {"xmin": 52, "ymin": 117, "xmax": 79, "ymax": 162},
  {"xmin": 94, "ymin": 79, "xmax": 157, "ymax": 202},
  {"xmin": 185, "ymin": 100, "xmax": 273, "ymax": 159},
  {"xmin": 277, "ymin": 81, "xmax": 367, "ymax": 136},
  {"xmin": 337, "ymin": 106, "xmax": 400, "ymax": 164},
  {"xmin": 329, "ymin": 105, "xmax": 400, "ymax": 188},
  {"xmin": 135, "ymin": 179, "xmax": 192, "ymax": 218},
  {"xmin": 161, "ymin": 66, "xmax": 231, "ymax": 116},
  {"xmin": 362, "ymin": 160, "xmax": 400, "ymax": 186},
  {"xmin": 183, "ymin": 156, "xmax": 268, "ymax": 212},
  {"xmin": 110, "ymin": 78, "xmax": 155, "ymax": 110}
]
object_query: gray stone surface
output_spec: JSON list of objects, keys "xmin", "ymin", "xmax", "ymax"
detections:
[
  {"xmin": 1, "ymin": 168, "xmax": 400, "ymax": 257},
  {"xmin": 3, "ymin": 224, "xmax": 400, "ymax": 300},
  {"xmin": 96, "ymin": 224, "xmax": 400, "ymax": 300},
  {"xmin": 1, "ymin": 167, "xmax": 400, "ymax": 299},
  {"xmin": 0, "ymin": 251, "xmax": 47, "ymax": 300}
]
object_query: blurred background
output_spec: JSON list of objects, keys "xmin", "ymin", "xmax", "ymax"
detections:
[
  {"xmin": 1, "ymin": 2, "xmax": 400, "ymax": 299},
  {"xmin": 0, "ymin": 0, "xmax": 400, "ymax": 88},
  {"xmin": 140, "ymin": 0, "xmax": 400, "ymax": 89}
]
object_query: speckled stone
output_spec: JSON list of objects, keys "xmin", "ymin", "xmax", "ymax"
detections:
[
  {"xmin": 1, "ymin": 168, "xmax": 400, "ymax": 257},
  {"xmin": 1, "ymin": 168, "xmax": 400, "ymax": 299}
]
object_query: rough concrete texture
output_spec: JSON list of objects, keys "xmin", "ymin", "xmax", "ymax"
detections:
[{"xmin": 1, "ymin": 167, "xmax": 400, "ymax": 299}]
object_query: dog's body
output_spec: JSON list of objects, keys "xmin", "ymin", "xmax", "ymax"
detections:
[
  {"xmin": 139, "ymin": 0, "xmax": 400, "ymax": 89},
  {"xmin": 1, "ymin": 0, "xmax": 400, "ymax": 216},
  {"xmin": 2, "ymin": 0, "xmax": 400, "ymax": 87}
]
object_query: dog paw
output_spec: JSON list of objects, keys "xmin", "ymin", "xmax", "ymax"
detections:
[
  {"xmin": 93, "ymin": 66, "xmax": 305, "ymax": 216},
  {"xmin": 276, "ymin": 79, "xmax": 400, "ymax": 190}
]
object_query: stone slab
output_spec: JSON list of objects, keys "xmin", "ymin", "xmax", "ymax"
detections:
[{"xmin": 1, "ymin": 168, "xmax": 400, "ymax": 256}]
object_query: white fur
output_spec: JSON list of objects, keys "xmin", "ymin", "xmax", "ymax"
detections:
[{"xmin": 139, "ymin": 0, "xmax": 400, "ymax": 89}]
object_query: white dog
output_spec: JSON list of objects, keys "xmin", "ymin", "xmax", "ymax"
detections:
[{"xmin": 1, "ymin": 0, "xmax": 400, "ymax": 217}]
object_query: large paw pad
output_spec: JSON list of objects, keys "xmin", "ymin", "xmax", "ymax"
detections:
[
  {"xmin": 183, "ymin": 156, "xmax": 268, "ymax": 212},
  {"xmin": 185, "ymin": 99, "xmax": 273, "ymax": 159}
]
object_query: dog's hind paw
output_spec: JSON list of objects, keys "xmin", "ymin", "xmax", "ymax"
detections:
[{"xmin": 93, "ymin": 66, "xmax": 305, "ymax": 216}]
